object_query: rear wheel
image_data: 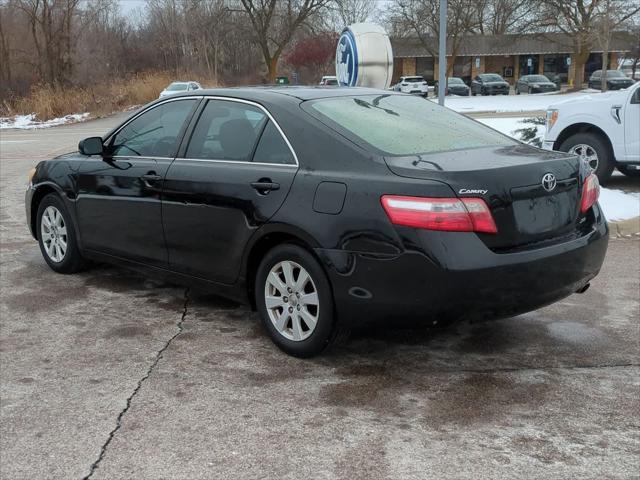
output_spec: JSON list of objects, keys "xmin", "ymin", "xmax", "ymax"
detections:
[
  {"xmin": 255, "ymin": 244, "xmax": 339, "ymax": 357},
  {"xmin": 36, "ymin": 193, "xmax": 87, "ymax": 273},
  {"xmin": 559, "ymin": 132, "xmax": 615, "ymax": 184}
]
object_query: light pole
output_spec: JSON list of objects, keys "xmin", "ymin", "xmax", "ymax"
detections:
[{"xmin": 437, "ymin": 0, "xmax": 447, "ymax": 106}]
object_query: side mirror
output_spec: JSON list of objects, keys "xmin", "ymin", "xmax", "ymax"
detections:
[{"xmin": 79, "ymin": 137, "xmax": 104, "ymax": 156}]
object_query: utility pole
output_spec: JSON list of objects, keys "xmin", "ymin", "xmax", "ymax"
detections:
[{"xmin": 438, "ymin": 0, "xmax": 447, "ymax": 106}]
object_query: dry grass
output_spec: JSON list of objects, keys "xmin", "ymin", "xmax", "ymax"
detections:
[{"xmin": 1, "ymin": 71, "xmax": 214, "ymax": 121}]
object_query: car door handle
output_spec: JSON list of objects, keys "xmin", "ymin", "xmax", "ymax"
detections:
[
  {"xmin": 140, "ymin": 173, "xmax": 162, "ymax": 187},
  {"xmin": 251, "ymin": 181, "xmax": 280, "ymax": 193}
]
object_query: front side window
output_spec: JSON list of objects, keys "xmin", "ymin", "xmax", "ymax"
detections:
[
  {"xmin": 109, "ymin": 99, "xmax": 197, "ymax": 157},
  {"xmin": 186, "ymin": 100, "xmax": 267, "ymax": 161},
  {"xmin": 304, "ymin": 94, "xmax": 515, "ymax": 156}
]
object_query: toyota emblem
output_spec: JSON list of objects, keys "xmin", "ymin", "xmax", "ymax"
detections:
[{"xmin": 542, "ymin": 173, "xmax": 556, "ymax": 192}]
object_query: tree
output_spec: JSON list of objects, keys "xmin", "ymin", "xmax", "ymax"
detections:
[
  {"xmin": 476, "ymin": 0, "xmax": 542, "ymax": 35},
  {"xmin": 593, "ymin": 0, "xmax": 640, "ymax": 91},
  {"xmin": 15, "ymin": 0, "xmax": 82, "ymax": 86},
  {"xmin": 238, "ymin": 0, "xmax": 330, "ymax": 83},
  {"xmin": 538, "ymin": 0, "xmax": 639, "ymax": 90},
  {"xmin": 284, "ymin": 31, "xmax": 336, "ymax": 80},
  {"xmin": 393, "ymin": 0, "xmax": 479, "ymax": 76},
  {"xmin": 332, "ymin": 0, "xmax": 376, "ymax": 26}
]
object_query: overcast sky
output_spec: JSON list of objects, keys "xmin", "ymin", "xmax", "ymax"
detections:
[{"xmin": 119, "ymin": 0, "xmax": 146, "ymax": 14}]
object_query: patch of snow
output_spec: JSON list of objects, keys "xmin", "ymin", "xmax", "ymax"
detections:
[
  {"xmin": 476, "ymin": 116, "xmax": 544, "ymax": 141},
  {"xmin": 598, "ymin": 188, "xmax": 640, "ymax": 222},
  {"xmin": 436, "ymin": 90, "xmax": 611, "ymax": 113},
  {"xmin": 0, "ymin": 112, "xmax": 90, "ymax": 130}
]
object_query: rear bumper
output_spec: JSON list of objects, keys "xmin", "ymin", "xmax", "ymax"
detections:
[{"xmin": 318, "ymin": 207, "xmax": 608, "ymax": 326}]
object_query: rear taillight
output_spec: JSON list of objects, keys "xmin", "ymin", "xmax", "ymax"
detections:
[
  {"xmin": 381, "ymin": 195, "xmax": 497, "ymax": 234},
  {"xmin": 580, "ymin": 173, "xmax": 600, "ymax": 213}
]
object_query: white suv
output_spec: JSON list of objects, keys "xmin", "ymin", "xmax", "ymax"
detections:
[
  {"xmin": 393, "ymin": 76, "xmax": 429, "ymax": 97},
  {"xmin": 543, "ymin": 83, "xmax": 640, "ymax": 183}
]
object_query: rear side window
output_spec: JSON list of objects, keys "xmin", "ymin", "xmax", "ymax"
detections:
[
  {"xmin": 305, "ymin": 94, "xmax": 515, "ymax": 156},
  {"xmin": 109, "ymin": 99, "xmax": 196, "ymax": 157},
  {"xmin": 186, "ymin": 100, "xmax": 267, "ymax": 161},
  {"xmin": 253, "ymin": 121, "xmax": 295, "ymax": 165}
]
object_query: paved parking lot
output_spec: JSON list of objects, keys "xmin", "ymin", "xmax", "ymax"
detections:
[{"xmin": 1, "ymin": 115, "xmax": 639, "ymax": 479}]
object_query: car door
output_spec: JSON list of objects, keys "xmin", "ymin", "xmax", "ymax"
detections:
[
  {"xmin": 624, "ymin": 86, "xmax": 640, "ymax": 161},
  {"xmin": 76, "ymin": 97, "xmax": 200, "ymax": 266},
  {"xmin": 161, "ymin": 98, "xmax": 298, "ymax": 284}
]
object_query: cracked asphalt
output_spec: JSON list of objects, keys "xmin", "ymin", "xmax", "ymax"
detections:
[{"xmin": 1, "ymin": 115, "xmax": 639, "ymax": 480}]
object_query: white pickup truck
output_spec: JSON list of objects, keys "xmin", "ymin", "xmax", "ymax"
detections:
[{"xmin": 543, "ymin": 83, "xmax": 640, "ymax": 183}]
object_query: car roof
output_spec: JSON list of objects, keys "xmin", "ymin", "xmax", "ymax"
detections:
[{"xmin": 161, "ymin": 86, "xmax": 401, "ymax": 101}]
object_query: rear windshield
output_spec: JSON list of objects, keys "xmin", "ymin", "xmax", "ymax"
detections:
[
  {"xmin": 481, "ymin": 74, "xmax": 504, "ymax": 82},
  {"xmin": 448, "ymin": 77, "xmax": 464, "ymax": 84},
  {"xmin": 304, "ymin": 94, "xmax": 515, "ymax": 156},
  {"xmin": 167, "ymin": 83, "xmax": 189, "ymax": 91},
  {"xmin": 527, "ymin": 75, "xmax": 550, "ymax": 82},
  {"xmin": 606, "ymin": 70, "xmax": 626, "ymax": 78},
  {"xmin": 404, "ymin": 77, "xmax": 424, "ymax": 83}
]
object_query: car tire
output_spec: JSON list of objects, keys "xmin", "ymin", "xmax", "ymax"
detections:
[
  {"xmin": 618, "ymin": 165, "xmax": 640, "ymax": 178},
  {"xmin": 516, "ymin": 88, "xmax": 520, "ymax": 95},
  {"xmin": 36, "ymin": 193, "xmax": 87, "ymax": 274},
  {"xmin": 528, "ymin": 87, "xmax": 532, "ymax": 94},
  {"xmin": 559, "ymin": 132, "xmax": 615, "ymax": 184},
  {"xmin": 255, "ymin": 244, "xmax": 340, "ymax": 358}
]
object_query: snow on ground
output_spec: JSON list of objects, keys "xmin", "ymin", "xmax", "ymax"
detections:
[
  {"xmin": 438, "ymin": 89, "xmax": 602, "ymax": 113},
  {"xmin": 0, "ymin": 113, "xmax": 90, "ymax": 130},
  {"xmin": 598, "ymin": 187, "xmax": 640, "ymax": 222},
  {"xmin": 477, "ymin": 116, "xmax": 544, "ymax": 142},
  {"xmin": 478, "ymin": 115, "xmax": 640, "ymax": 222}
]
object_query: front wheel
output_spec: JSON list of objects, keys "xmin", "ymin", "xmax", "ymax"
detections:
[
  {"xmin": 36, "ymin": 193, "xmax": 87, "ymax": 273},
  {"xmin": 255, "ymin": 244, "xmax": 339, "ymax": 357},
  {"xmin": 559, "ymin": 132, "xmax": 615, "ymax": 184}
]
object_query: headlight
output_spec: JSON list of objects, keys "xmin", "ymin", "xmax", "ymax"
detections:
[
  {"xmin": 546, "ymin": 109, "xmax": 559, "ymax": 131},
  {"xmin": 27, "ymin": 167, "xmax": 36, "ymax": 185}
]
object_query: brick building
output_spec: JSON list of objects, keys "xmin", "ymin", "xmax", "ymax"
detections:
[{"xmin": 391, "ymin": 32, "xmax": 635, "ymax": 86}]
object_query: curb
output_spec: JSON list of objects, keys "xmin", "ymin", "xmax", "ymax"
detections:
[{"xmin": 608, "ymin": 217, "xmax": 640, "ymax": 238}]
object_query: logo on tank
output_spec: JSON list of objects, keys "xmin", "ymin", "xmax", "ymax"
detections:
[{"xmin": 336, "ymin": 29, "xmax": 358, "ymax": 87}]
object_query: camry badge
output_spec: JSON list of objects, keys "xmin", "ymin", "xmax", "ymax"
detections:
[{"xmin": 542, "ymin": 173, "xmax": 556, "ymax": 192}]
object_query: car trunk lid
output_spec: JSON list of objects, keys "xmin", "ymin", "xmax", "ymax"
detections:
[{"xmin": 384, "ymin": 144, "xmax": 589, "ymax": 250}]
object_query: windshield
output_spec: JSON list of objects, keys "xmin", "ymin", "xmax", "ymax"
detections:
[
  {"xmin": 166, "ymin": 83, "xmax": 189, "ymax": 91},
  {"xmin": 527, "ymin": 75, "xmax": 550, "ymax": 82},
  {"xmin": 404, "ymin": 77, "xmax": 424, "ymax": 83},
  {"xmin": 606, "ymin": 70, "xmax": 626, "ymax": 78},
  {"xmin": 481, "ymin": 74, "xmax": 503, "ymax": 82},
  {"xmin": 304, "ymin": 94, "xmax": 515, "ymax": 156},
  {"xmin": 448, "ymin": 78, "xmax": 464, "ymax": 85}
]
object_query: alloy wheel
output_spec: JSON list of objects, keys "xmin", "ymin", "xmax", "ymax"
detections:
[
  {"xmin": 41, "ymin": 205, "xmax": 67, "ymax": 262},
  {"xmin": 569, "ymin": 144, "xmax": 599, "ymax": 171},
  {"xmin": 264, "ymin": 260, "xmax": 319, "ymax": 342}
]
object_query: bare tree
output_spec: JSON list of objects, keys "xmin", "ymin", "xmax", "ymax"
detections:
[
  {"xmin": 538, "ymin": 0, "xmax": 638, "ymax": 90},
  {"xmin": 238, "ymin": 0, "xmax": 330, "ymax": 82},
  {"xmin": 393, "ymin": 0, "xmax": 479, "ymax": 76},
  {"xmin": 333, "ymin": 0, "xmax": 376, "ymax": 26},
  {"xmin": 593, "ymin": 0, "xmax": 640, "ymax": 91},
  {"xmin": 476, "ymin": 0, "xmax": 542, "ymax": 35}
]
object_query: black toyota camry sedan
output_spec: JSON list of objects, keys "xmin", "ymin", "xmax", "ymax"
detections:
[{"xmin": 26, "ymin": 87, "xmax": 608, "ymax": 357}]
